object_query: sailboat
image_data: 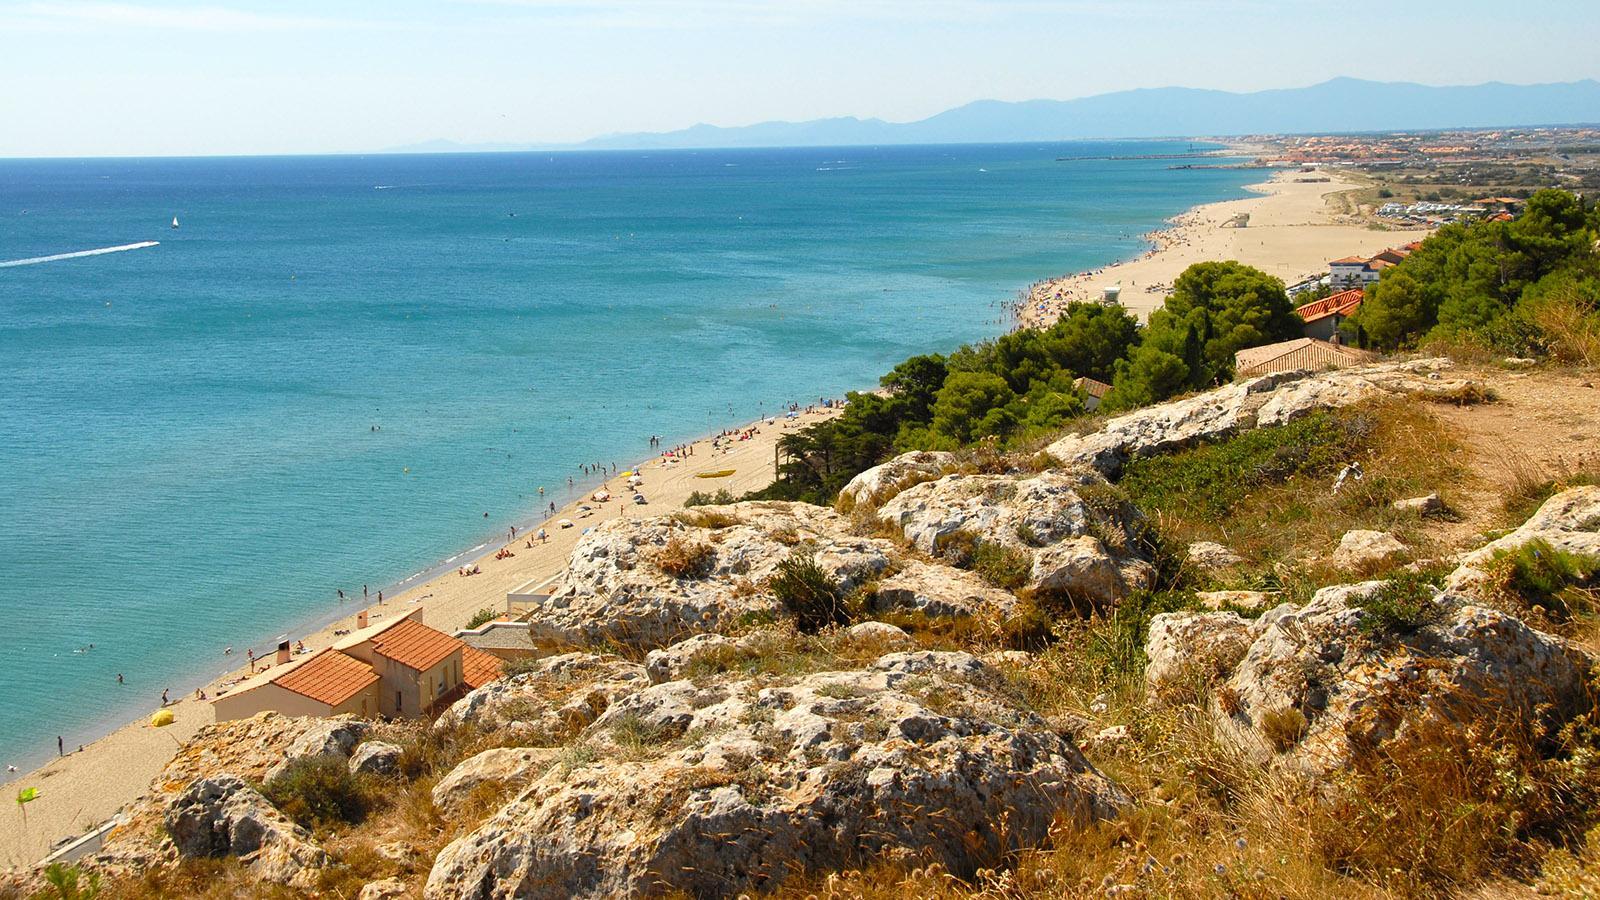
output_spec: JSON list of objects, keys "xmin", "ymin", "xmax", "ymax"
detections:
[{"xmin": 171, "ymin": 216, "xmax": 180, "ymax": 229}]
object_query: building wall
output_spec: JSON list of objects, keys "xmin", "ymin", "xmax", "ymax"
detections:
[
  {"xmin": 213, "ymin": 682, "xmax": 335, "ymax": 722},
  {"xmin": 1302, "ymin": 314, "xmax": 1343, "ymax": 343},
  {"xmin": 377, "ymin": 649, "xmax": 463, "ymax": 717}
]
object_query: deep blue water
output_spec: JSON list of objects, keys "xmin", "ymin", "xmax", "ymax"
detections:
[{"xmin": 0, "ymin": 143, "xmax": 1254, "ymax": 772}]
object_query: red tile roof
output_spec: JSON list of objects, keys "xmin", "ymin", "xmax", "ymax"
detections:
[
  {"xmin": 273, "ymin": 650, "xmax": 379, "ymax": 708},
  {"xmin": 461, "ymin": 645, "xmax": 503, "ymax": 689},
  {"xmin": 1073, "ymin": 376, "xmax": 1112, "ymax": 399},
  {"xmin": 1296, "ymin": 289, "xmax": 1365, "ymax": 324},
  {"xmin": 370, "ymin": 618, "xmax": 461, "ymax": 672},
  {"xmin": 1330, "ymin": 256, "xmax": 1370, "ymax": 265}
]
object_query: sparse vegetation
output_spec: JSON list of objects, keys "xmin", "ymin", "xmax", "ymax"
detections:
[
  {"xmin": 651, "ymin": 536, "xmax": 716, "ymax": 579},
  {"xmin": 258, "ymin": 755, "xmax": 373, "ymax": 829},
  {"xmin": 685, "ymin": 488, "xmax": 737, "ymax": 506},
  {"xmin": 1351, "ymin": 570, "xmax": 1444, "ymax": 634},
  {"xmin": 465, "ymin": 607, "xmax": 498, "ymax": 629},
  {"xmin": 768, "ymin": 553, "xmax": 850, "ymax": 632}
]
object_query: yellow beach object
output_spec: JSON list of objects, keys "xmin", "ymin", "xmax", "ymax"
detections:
[{"xmin": 150, "ymin": 709, "xmax": 175, "ymax": 727}]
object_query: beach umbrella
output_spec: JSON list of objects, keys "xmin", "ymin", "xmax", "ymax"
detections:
[{"xmin": 150, "ymin": 709, "xmax": 174, "ymax": 727}]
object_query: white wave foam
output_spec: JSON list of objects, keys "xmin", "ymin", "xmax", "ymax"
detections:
[{"xmin": 0, "ymin": 241, "xmax": 160, "ymax": 269}]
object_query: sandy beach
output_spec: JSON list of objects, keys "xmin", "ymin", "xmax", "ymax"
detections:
[
  {"xmin": 1017, "ymin": 167, "xmax": 1428, "ymax": 325},
  {"xmin": 0, "ymin": 404, "xmax": 839, "ymax": 868}
]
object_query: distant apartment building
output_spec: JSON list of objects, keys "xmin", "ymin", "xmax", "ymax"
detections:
[
  {"xmin": 212, "ymin": 608, "xmax": 502, "ymax": 722},
  {"xmin": 1327, "ymin": 242, "xmax": 1420, "ymax": 289}
]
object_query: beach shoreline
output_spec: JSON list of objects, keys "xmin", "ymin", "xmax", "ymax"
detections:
[
  {"xmin": 1011, "ymin": 165, "xmax": 1425, "ymax": 326},
  {"xmin": 0, "ymin": 158, "xmax": 1421, "ymax": 869}
]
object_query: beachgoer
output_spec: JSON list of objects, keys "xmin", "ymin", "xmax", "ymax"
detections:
[
  {"xmin": 378, "ymin": 591, "xmax": 383, "ymax": 604},
  {"xmin": 58, "ymin": 736, "xmax": 63, "ymax": 756},
  {"xmin": 117, "ymin": 673, "xmax": 123, "ymax": 684},
  {"xmin": 162, "ymin": 689, "xmax": 169, "ymax": 706},
  {"xmin": 337, "ymin": 588, "xmax": 344, "ymax": 600},
  {"xmin": 364, "ymin": 585, "xmax": 369, "ymax": 600},
  {"xmin": 247, "ymin": 648, "xmax": 254, "ymax": 663}
]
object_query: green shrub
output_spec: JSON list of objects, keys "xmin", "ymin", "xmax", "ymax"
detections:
[
  {"xmin": 970, "ymin": 541, "xmax": 1033, "ymax": 590},
  {"xmin": 1489, "ymin": 538, "xmax": 1598, "ymax": 621},
  {"xmin": 259, "ymin": 755, "xmax": 372, "ymax": 828},
  {"xmin": 465, "ymin": 607, "xmax": 497, "ymax": 629},
  {"xmin": 40, "ymin": 863, "xmax": 101, "ymax": 900},
  {"xmin": 769, "ymin": 553, "xmax": 849, "ymax": 632},
  {"xmin": 1352, "ymin": 570, "xmax": 1443, "ymax": 635},
  {"xmin": 685, "ymin": 488, "xmax": 737, "ymax": 507},
  {"xmin": 1121, "ymin": 410, "xmax": 1372, "ymax": 522}
]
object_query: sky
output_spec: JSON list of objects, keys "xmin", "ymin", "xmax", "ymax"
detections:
[{"xmin": 1, "ymin": 0, "xmax": 1597, "ymax": 157}]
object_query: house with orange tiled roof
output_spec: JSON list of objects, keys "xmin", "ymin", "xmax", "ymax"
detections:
[
  {"xmin": 1296, "ymin": 288, "xmax": 1365, "ymax": 342},
  {"xmin": 212, "ymin": 607, "xmax": 504, "ymax": 722}
]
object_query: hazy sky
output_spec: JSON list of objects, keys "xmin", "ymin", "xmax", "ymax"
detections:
[{"xmin": 2, "ymin": 0, "xmax": 1596, "ymax": 157}]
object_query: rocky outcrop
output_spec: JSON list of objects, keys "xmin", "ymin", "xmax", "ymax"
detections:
[
  {"xmin": 1195, "ymin": 589, "xmax": 1272, "ymax": 611},
  {"xmin": 348, "ymin": 740, "xmax": 403, "ymax": 777},
  {"xmin": 1152, "ymin": 581, "xmax": 1591, "ymax": 774},
  {"xmin": 1044, "ymin": 359, "xmax": 1463, "ymax": 477},
  {"xmin": 425, "ymin": 651, "xmax": 1126, "ymax": 899},
  {"xmin": 876, "ymin": 470, "xmax": 1152, "ymax": 606},
  {"xmin": 359, "ymin": 878, "xmax": 411, "ymax": 900},
  {"xmin": 1392, "ymin": 493, "xmax": 1444, "ymax": 515},
  {"xmin": 164, "ymin": 775, "xmax": 328, "ymax": 889},
  {"xmin": 837, "ymin": 450, "xmax": 957, "ymax": 511},
  {"xmin": 1329, "ymin": 529, "xmax": 1407, "ymax": 571},
  {"xmin": 435, "ymin": 652, "xmax": 649, "ymax": 744},
  {"xmin": 1145, "ymin": 611, "xmax": 1254, "ymax": 690},
  {"xmin": 845, "ymin": 620, "xmax": 915, "ymax": 647},
  {"xmin": 431, "ymin": 747, "xmax": 559, "ymax": 816},
  {"xmin": 869, "ymin": 561, "xmax": 1020, "ymax": 620},
  {"xmin": 263, "ymin": 717, "xmax": 371, "ymax": 785},
  {"xmin": 1447, "ymin": 486, "xmax": 1600, "ymax": 597},
  {"xmin": 1186, "ymin": 540, "xmax": 1245, "ymax": 571},
  {"xmin": 645, "ymin": 633, "xmax": 739, "ymax": 683},
  {"xmin": 526, "ymin": 502, "xmax": 899, "ymax": 649}
]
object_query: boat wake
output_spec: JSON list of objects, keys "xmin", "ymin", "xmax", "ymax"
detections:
[{"xmin": 0, "ymin": 241, "xmax": 160, "ymax": 268}]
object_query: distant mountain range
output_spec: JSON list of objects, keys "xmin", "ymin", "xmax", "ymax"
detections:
[{"xmin": 385, "ymin": 78, "xmax": 1600, "ymax": 154}]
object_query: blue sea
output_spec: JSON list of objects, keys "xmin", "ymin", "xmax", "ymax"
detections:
[{"xmin": 0, "ymin": 143, "xmax": 1255, "ymax": 773}]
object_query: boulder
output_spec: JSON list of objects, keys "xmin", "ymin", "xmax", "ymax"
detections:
[
  {"xmin": 645, "ymin": 633, "xmax": 739, "ymax": 683},
  {"xmin": 1144, "ymin": 611, "xmax": 1254, "ymax": 690},
  {"xmin": 164, "ymin": 775, "xmax": 328, "ymax": 889},
  {"xmin": 1045, "ymin": 372, "xmax": 1299, "ymax": 475},
  {"xmin": 1164, "ymin": 581, "xmax": 1592, "ymax": 773},
  {"xmin": 425, "ymin": 652, "xmax": 1126, "ymax": 899},
  {"xmin": 845, "ymin": 621, "xmax": 914, "ymax": 648},
  {"xmin": 837, "ymin": 450, "xmax": 957, "ymax": 511},
  {"xmin": 359, "ymin": 878, "xmax": 411, "ymax": 900},
  {"xmin": 527, "ymin": 502, "xmax": 898, "ymax": 649},
  {"xmin": 434, "ymin": 652, "xmax": 648, "ymax": 743},
  {"xmin": 1044, "ymin": 360, "xmax": 1461, "ymax": 478},
  {"xmin": 263, "ymin": 717, "xmax": 370, "ymax": 785},
  {"xmin": 1186, "ymin": 541, "xmax": 1245, "ymax": 570},
  {"xmin": 431, "ymin": 747, "xmax": 559, "ymax": 816},
  {"xmin": 1330, "ymin": 530, "xmax": 1407, "ymax": 571},
  {"xmin": 870, "ymin": 561, "xmax": 1020, "ymax": 620},
  {"xmin": 348, "ymin": 740, "xmax": 403, "ymax": 777},
  {"xmin": 877, "ymin": 470, "xmax": 1151, "ymax": 606},
  {"xmin": 1447, "ymin": 486, "xmax": 1600, "ymax": 598},
  {"xmin": 1392, "ymin": 493, "xmax": 1444, "ymax": 515}
]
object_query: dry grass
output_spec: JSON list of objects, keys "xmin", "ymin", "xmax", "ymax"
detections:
[{"xmin": 651, "ymin": 536, "xmax": 716, "ymax": 579}]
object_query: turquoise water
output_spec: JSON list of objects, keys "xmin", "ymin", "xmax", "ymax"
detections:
[{"xmin": 0, "ymin": 144, "xmax": 1254, "ymax": 772}]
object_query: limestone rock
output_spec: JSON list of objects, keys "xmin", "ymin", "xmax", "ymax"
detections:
[
  {"xmin": 434, "ymin": 652, "xmax": 648, "ymax": 744},
  {"xmin": 1187, "ymin": 541, "xmax": 1245, "ymax": 570},
  {"xmin": 877, "ymin": 470, "xmax": 1151, "ymax": 605},
  {"xmin": 1447, "ymin": 486, "xmax": 1600, "ymax": 598},
  {"xmin": 1085, "ymin": 725, "xmax": 1132, "ymax": 753},
  {"xmin": 348, "ymin": 740, "xmax": 403, "ymax": 777},
  {"xmin": 1145, "ymin": 611, "xmax": 1254, "ymax": 690},
  {"xmin": 1196, "ymin": 590, "xmax": 1272, "ymax": 611},
  {"xmin": 359, "ymin": 878, "xmax": 411, "ymax": 900},
  {"xmin": 1392, "ymin": 493, "xmax": 1444, "ymax": 515},
  {"xmin": 425, "ymin": 652, "xmax": 1126, "ymax": 899},
  {"xmin": 845, "ymin": 621, "xmax": 914, "ymax": 648},
  {"xmin": 1043, "ymin": 359, "xmax": 1460, "ymax": 477},
  {"xmin": 263, "ymin": 717, "xmax": 370, "ymax": 785},
  {"xmin": 645, "ymin": 633, "xmax": 738, "ymax": 683},
  {"xmin": 164, "ymin": 775, "xmax": 327, "ymax": 889},
  {"xmin": 870, "ymin": 561, "xmax": 1020, "ymax": 620},
  {"xmin": 1164, "ymin": 581, "xmax": 1592, "ymax": 773},
  {"xmin": 431, "ymin": 747, "xmax": 559, "ymax": 816},
  {"xmin": 528, "ymin": 502, "xmax": 898, "ymax": 649},
  {"xmin": 1330, "ymin": 529, "xmax": 1407, "ymax": 571},
  {"xmin": 837, "ymin": 450, "xmax": 957, "ymax": 511},
  {"xmin": 1254, "ymin": 358, "xmax": 1461, "ymax": 427}
]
